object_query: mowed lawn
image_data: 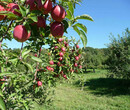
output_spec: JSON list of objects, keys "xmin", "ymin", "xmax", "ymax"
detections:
[{"xmin": 34, "ymin": 70, "xmax": 130, "ymax": 110}]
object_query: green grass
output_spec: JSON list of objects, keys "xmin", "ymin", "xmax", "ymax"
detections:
[{"xmin": 33, "ymin": 70, "xmax": 130, "ymax": 110}]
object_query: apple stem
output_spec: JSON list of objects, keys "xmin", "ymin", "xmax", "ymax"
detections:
[{"xmin": 19, "ymin": 42, "xmax": 24, "ymax": 60}]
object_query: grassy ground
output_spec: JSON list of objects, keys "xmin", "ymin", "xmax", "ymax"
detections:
[{"xmin": 33, "ymin": 69, "xmax": 130, "ymax": 110}]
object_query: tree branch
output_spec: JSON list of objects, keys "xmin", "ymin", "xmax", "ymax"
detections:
[
  {"xmin": 19, "ymin": 42, "xmax": 24, "ymax": 60},
  {"xmin": 33, "ymin": 46, "xmax": 42, "ymax": 83}
]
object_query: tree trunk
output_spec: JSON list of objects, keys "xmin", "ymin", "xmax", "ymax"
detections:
[
  {"xmin": 93, "ymin": 68, "xmax": 95, "ymax": 73},
  {"xmin": 85, "ymin": 68, "xmax": 87, "ymax": 72}
]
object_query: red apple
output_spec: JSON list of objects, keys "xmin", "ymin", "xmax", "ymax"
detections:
[
  {"xmin": 57, "ymin": 61, "xmax": 61, "ymax": 66},
  {"xmin": 37, "ymin": 0, "xmax": 42, "ymax": 9},
  {"xmin": 59, "ymin": 52, "xmax": 64, "ymax": 57},
  {"xmin": 49, "ymin": 60, "xmax": 54, "ymax": 65},
  {"xmin": 51, "ymin": 5, "xmax": 66, "ymax": 22},
  {"xmin": 78, "ymin": 54, "xmax": 81, "ymax": 58},
  {"xmin": 46, "ymin": 66, "xmax": 51, "ymax": 71},
  {"xmin": 59, "ymin": 57, "xmax": 63, "ymax": 61},
  {"xmin": 50, "ymin": 22, "xmax": 64, "ymax": 38},
  {"xmin": 42, "ymin": 0, "xmax": 52, "ymax": 14},
  {"xmin": 26, "ymin": 0, "xmax": 35, "ymax": 5},
  {"xmin": 79, "ymin": 65, "xmax": 82, "ymax": 69},
  {"xmin": 13, "ymin": 25, "xmax": 31, "ymax": 42},
  {"xmin": 34, "ymin": 53, "xmax": 37, "ymax": 57},
  {"xmin": 61, "ymin": 47, "xmax": 66, "ymax": 52},
  {"xmin": 7, "ymin": 3, "xmax": 21, "ymax": 17},
  {"xmin": 74, "ymin": 63, "xmax": 78, "ymax": 67},
  {"xmin": 36, "ymin": 16, "xmax": 46, "ymax": 28},
  {"xmin": 0, "ymin": 5, "xmax": 6, "ymax": 21},
  {"xmin": 30, "ymin": 3, "xmax": 38, "ymax": 11},
  {"xmin": 37, "ymin": 81, "xmax": 42, "ymax": 86},
  {"xmin": 58, "ymin": 38, "xmax": 63, "ymax": 42},
  {"xmin": 75, "ymin": 56, "xmax": 79, "ymax": 61},
  {"xmin": 76, "ymin": 45, "xmax": 79, "ymax": 49},
  {"xmin": 64, "ymin": 41, "xmax": 67, "ymax": 44},
  {"xmin": 55, "ymin": 46, "xmax": 58, "ymax": 49},
  {"xmin": 63, "ymin": 74, "xmax": 67, "ymax": 79},
  {"xmin": 65, "ymin": 43, "xmax": 69, "ymax": 47}
]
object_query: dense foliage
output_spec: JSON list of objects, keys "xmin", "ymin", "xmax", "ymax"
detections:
[
  {"xmin": 107, "ymin": 28, "xmax": 130, "ymax": 79},
  {"xmin": 82, "ymin": 47, "xmax": 109, "ymax": 72}
]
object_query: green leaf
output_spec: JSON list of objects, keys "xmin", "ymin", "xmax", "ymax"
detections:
[
  {"xmin": 68, "ymin": 2, "xmax": 74, "ymax": 15},
  {"xmin": 2, "ymin": 51, "xmax": 5, "ymax": 56},
  {"xmin": 19, "ymin": 5, "xmax": 26, "ymax": 17},
  {"xmin": 0, "ymin": 97, "xmax": 6, "ymax": 110},
  {"xmin": 66, "ymin": 10, "xmax": 72, "ymax": 20},
  {"xmin": 79, "ymin": 30, "xmax": 87, "ymax": 48},
  {"xmin": 0, "ymin": 11, "xmax": 8, "ymax": 14},
  {"xmin": 73, "ymin": 25, "xmax": 87, "ymax": 47},
  {"xmin": 22, "ymin": 49, "xmax": 31, "ymax": 58},
  {"xmin": 62, "ymin": 20, "xmax": 69, "ymax": 33},
  {"xmin": 0, "ymin": 0, "xmax": 12, "ymax": 2},
  {"xmin": 31, "ymin": 56, "xmax": 42, "ymax": 62},
  {"xmin": 75, "ymin": 14, "xmax": 94, "ymax": 21},
  {"xmin": 74, "ymin": 1, "xmax": 81, "ymax": 6},
  {"xmin": 8, "ymin": 58, "xmax": 18, "ymax": 63},
  {"xmin": 74, "ymin": 23, "xmax": 87, "ymax": 33},
  {"xmin": 0, "ymin": 72, "xmax": 15, "ymax": 77},
  {"xmin": 6, "ymin": 12, "xmax": 19, "ymax": 19},
  {"xmin": 22, "ymin": 62, "xmax": 33, "ymax": 73},
  {"xmin": 28, "ymin": 16, "xmax": 38, "ymax": 22},
  {"xmin": 0, "ymin": 90, "xmax": 3, "ymax": 97},
  {"xmin": 72, "ymin": 25, "xmax": 80, "ymax": 35}
]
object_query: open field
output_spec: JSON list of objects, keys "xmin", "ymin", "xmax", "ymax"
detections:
[{"xmin": 34, "ymin": 70, "xmax": 130, "ymax": 110}]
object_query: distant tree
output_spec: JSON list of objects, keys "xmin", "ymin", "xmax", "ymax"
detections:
[
  {"xmin": 82, "ymin": 47, "xmax": 109, "ymax": 72},
  {"xmin": 107, "ymin": 28, "xmax": 130, "ymax": 79}
]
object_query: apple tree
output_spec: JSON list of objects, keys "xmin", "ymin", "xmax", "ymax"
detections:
[{"xmin": 0, "ymin": 0, "xmax": 93, "ymax": 109}]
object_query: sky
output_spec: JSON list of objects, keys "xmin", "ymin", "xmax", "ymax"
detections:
[{"xmin": 3, "ymin": 0, "xmax": 130, "ymax": 49}]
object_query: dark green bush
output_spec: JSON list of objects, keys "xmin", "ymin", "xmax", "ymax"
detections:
[{"xmin": 107, "ymin": 28, "xmax": 130, "ymax": 79}]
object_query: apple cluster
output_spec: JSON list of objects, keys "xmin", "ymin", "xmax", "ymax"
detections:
[
  {"xmin": 69, "ymin": 44, "xmax": 83, "ymax": 73},
  {"xmin": 43, "ymin": 37, "xmax": 83, "ymax": 80},
  {"xmin": 0, "ymin": 0, "xmax": 66, "ymax": 42}
]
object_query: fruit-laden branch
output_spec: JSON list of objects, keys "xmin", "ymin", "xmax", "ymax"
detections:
[{"xmin": 33, "ymin": 46, "xmax": 42, "ymax": 83}]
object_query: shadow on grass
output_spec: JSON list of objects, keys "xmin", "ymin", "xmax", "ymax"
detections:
[
  {"xmin": 75, "ymin": 78, "xmax": 130, "ymax": 96},
  {"xmin": 82, "ymin": 70, "xmax": 94, "ymax": 74}
]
